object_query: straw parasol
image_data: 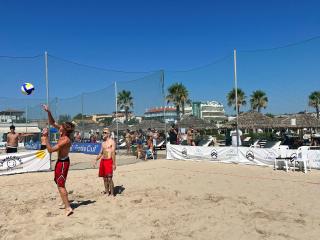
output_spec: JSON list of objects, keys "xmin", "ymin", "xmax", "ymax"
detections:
[
  {"xmin": 273, "ymin": 113, "xmax": 320, "ymax": 129},
  {"xmin": 225, "ymin": 112, "xmax": 273, "ymax": 129},
  {"xmin": 107, "ymin": 122, "xmax": 130, "ymax": 132},
  {"xmin": 177, "ymin": 115, "xmax": 215, "ymax": 130},
  {"xmin": 132, "ymin": 119, "xmax": 166, "ymax": 131}
]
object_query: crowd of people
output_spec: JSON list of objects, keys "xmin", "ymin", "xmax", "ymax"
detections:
[{"xmin": 168, "ymin": 124, "xmax": 199, "ymax": 146}]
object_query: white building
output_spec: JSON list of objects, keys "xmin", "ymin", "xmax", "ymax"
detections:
[
  {"xmin": 0, "ymin": 109, "xmax": 24, "ymax": 123},
  {"xmin": 193, "ymin": 101, "xmax": 226, "ymax": 122}
]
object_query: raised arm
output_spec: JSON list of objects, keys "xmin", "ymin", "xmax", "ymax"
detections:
[{"xmin": 42, "ymin": 104, "xmax": 60, "ymax": 129}]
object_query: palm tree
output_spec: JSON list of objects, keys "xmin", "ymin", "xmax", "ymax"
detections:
[
  {"xmin": 308, "ymin": 91, "xmax": 320, "ymax": 119},
  {"xmin": 166, "ymin": 83, "xmax": 189, "ymax": 119},
  {"xmin": 117, "ymin": 90, "xmax": 133, "ymax": 122},
  {"xmin": 227, "ymin": 88, "xmax": 246, "ymax": 114},
  {"xmin": 250, "ymin": 90, "xmax": 268, "ymax": 112}
]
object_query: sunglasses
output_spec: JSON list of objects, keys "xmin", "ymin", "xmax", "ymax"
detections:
[{"xmin": 103, "ymin": 132, "xmax": 110, "ymax": 134}]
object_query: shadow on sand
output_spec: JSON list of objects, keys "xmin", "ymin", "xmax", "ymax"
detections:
[
  {"xmin": 70, "ymin": 200, "xmax": 96, "ymax": 209},
  {"xmin": 114, "ymin": 185, "xmax": 126, "ymax": 196}
]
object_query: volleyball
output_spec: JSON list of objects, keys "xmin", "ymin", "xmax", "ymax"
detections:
[{"xmin": 21, "ymin": 83, "xmax": 35, "ymax": 95}]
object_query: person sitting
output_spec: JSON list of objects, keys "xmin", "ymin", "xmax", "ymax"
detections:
[{"xmin": 144, "ymin": 136, "xmax": 154, "ymax": 160}]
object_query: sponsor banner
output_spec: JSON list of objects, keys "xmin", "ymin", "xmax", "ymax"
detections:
[
  {"xmin": 70, "ymin": 143, "xmax": 101, "ymax": 155},
  {"xmin": 25, "ymin": 142, "xmax": 101, "ymax": 155},
  {"xmin": 25, "ymin": 142, "xmax": 41, "ymax": 150},
  {"xmin": 0, "ymin": 150, "xmax": 50, "ymax": 176},
  {"xmin": 25, "ymin": 141, "xmax": 57, "ymax": 150},
  {"xmin": 166, "ymin": 144, "xmax": 320, "ymax": 169}
]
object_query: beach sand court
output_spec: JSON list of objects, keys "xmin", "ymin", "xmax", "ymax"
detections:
[{"xmin": 1, "ymin": 154, "xmax": 320, "ymax": 240}]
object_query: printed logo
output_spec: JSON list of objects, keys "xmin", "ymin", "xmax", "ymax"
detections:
[
  {"xmin": 211, "ymin": 149, "xmax": 218, "ymax": 159},
  {"xmin": 182, "ymin": 148, "xmax": 188, "ymax": 158},
  {"xmin": 0, "ymin": 156, "xmax": 22, "ymax": 169},
  {"xmin": 290, "ymin": 153, "xmax": 297, "ymax": 163},
  {"xmin": 246, "ymin": 150, "xmax": 255, "ymax": 161}
]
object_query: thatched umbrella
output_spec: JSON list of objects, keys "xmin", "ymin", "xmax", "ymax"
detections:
[
  {"xmin": 273, "ymin": 113, "xmax": 320, "ymax": 129},
  {"xmin": 107, "ymin": 122, "xmax": 129, "ymax": 132},
  {"xmin": 132, "ymin": 119, "xmax": 166, "ymax": 131},
  {"xmin": 177, "ymin": 115, "xmax": 215, "ymax": 130},
  {"xmin": 224, "ymin": 112, "xmax": 274, "ymax": 130},
  {"xmin": 77, "ymin": 122, "xmax": 101, "ymax": 133}
]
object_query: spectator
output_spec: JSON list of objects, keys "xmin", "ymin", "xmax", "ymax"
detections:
[
  {"xmin": 169, "ymin": 124, "xmax": 178, "ymax": 144},
  {"xmin": 230, "ymin": 125, "xmax": 243, "ymax": 147}
]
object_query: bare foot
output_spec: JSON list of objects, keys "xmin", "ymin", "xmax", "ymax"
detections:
[{"xmin": 65, "ymin": 207, "xmax": 73, "ymax": 216}]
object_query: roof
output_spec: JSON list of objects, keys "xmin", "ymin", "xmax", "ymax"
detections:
[
  {"xmin": 177, "ymin": 115, "xmax": 215, "ymax": 130},
  {"xmin": 225, "ymin": 112, "xmax": 274, "ymax": 129},
  {"xmin": 145, "ymin": 107, "xmax": 176, "ymax": 114},
  {"xmin": 0, "ymin": 109, "xmax": 25, "ymax": 114},
  {"xmin": 0, "ymin": 126, "xmax": 41, "ymax": 134},
  {"xmin": 273, "ymin": 113, "xmax": 320, "ymax": 128},
  {"xmin": 132, "ymin": 120, "xmax": 166, "ymax": 131},
  {"xmin": 107, "ymin": 122, "xmax": 130, "ymax": 132},
  {"xmin": 224, "ymin": 112, "xmax": 320, "ymax": 129}
]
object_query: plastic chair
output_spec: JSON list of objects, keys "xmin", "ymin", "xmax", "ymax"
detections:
[
  {"xmin": 274, "ymin": 145, "xmax": 290, "ymax": 172},
  {"xmin": 294, "ymin": 146, "xmax": 311, "ymax": 173}
]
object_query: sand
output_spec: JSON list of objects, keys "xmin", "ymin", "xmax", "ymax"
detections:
[{"xmin": 1, "ymin": 153, "xmax": 320, "ymax": 240}]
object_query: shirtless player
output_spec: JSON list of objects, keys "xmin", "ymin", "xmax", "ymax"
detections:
[
  {"xmin": 40, "ymin": 128, "xmax": 48, "ymax": 150},
  {"xmin": 6, "ymin": 125, "xmax": 33, "ymax": 153},
  {"xmin": 94, "ymin": 128, "xmax": 116, "ymax": 196},
  {"xmin": 42, "ymin": 104, "xmax": 75, "ymax": 216}
]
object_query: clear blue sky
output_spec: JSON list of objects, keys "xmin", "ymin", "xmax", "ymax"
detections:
[{"xmin": 0, "ymin": 0, "xmax": 320, "ymax": 116}]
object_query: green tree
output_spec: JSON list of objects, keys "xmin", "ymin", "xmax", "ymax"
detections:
[
  {"xmin": 117, "ymin": 90, "xmax": 133, "ymax": 122},
  {"xmin": 166, "ymin": 83, "xmax": 190, "ymax": 119},
  {"xmin": 250, "ymin": 90, "xmax": 268, "ymax": 112},
  {"xmin": 73, "ymin": 113, "xmax": 84, "ymax": 120},
  {"xmin": 227, "ymin": 88, "xmax": 246, "ymax": 114},
  {"xmin": 100, "ymin": 117, "xmax": 114, "ymax": 126},
  {"xmin": 308, "ymin": 91, "xmax": 320, "ymax": 119}
]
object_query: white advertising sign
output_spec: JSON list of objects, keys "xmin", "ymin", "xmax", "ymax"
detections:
[{"xmin": 0, "ymin": 150, "xmax": 50, "ymax": 176}]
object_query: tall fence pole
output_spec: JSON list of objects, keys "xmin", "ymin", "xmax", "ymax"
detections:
[
  {"xmin": 44, "ymin": 51, "xmax": 51, "ymax": 168},
  {"xmin": 114, "ymin": 81, "xmax": 119, "ymax": 152},
  {"xmin": 161, "ymin": 70, "xmax": 167, "ymax": 155},
  {"xmin": 81, "ymin": 93, "xmax": 84, "ymax": 139},
  {"xmin": 233, "ymin": 49, "xmax": 239, "ymax": 159}
]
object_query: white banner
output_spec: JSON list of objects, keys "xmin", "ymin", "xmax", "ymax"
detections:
[
  {"xmin": 0, "ymin": 150, "xmax": 50, "ymax": 176},
  {"xmin": 166, "ymin": 144, "xmax": 320, "ymax": 169}
]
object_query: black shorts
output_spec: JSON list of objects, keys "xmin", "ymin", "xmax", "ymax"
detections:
[{"xmin": 6, "ymin": 147, "xmax": 17, "ymax": 153}]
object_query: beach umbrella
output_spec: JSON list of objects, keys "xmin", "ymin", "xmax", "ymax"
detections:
[{"xmin": 177, "ymin": 115, "xmax": 216, "ymax": 130}]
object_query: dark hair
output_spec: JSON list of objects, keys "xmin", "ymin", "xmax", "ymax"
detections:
[
  {"xmin": 62, "ymin": 122, "xmax": 75, "ymax": 136},
  {"xmin": 10, "ymin": 125, "xmax": 15, "ymax": 130}
]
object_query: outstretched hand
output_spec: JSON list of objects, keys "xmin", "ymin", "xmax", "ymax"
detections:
[{"xmin": 42, "ymin": 104, "xmax": 49, "ymax": 112}]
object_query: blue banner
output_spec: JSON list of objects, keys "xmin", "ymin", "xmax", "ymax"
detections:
[
  {"xmin": 25, "ymin": 142, "xmax": 41, "ymax": 150},
  {"xmin": 70, "ymin": 143, "xmax": 101, "ymax": 155},
  {"xmin": 25, "ymin": 141, "xmax": 101, "ymax": 155}
]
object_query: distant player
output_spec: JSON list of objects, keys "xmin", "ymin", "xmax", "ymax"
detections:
[
  {"xmin": 6, "ymin": 125, "xmax": 33, "ymax": 153},
  {"xmin": 42, "ymin": 104, "xmax": 75, "ymax": 216},
  {"xmin": 94, "ymin": 128, "xmax": 116, "ymax": 196},
  {"xmin": 40, "ymin": 128, "xmax": 48, "ymax": 150}
]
